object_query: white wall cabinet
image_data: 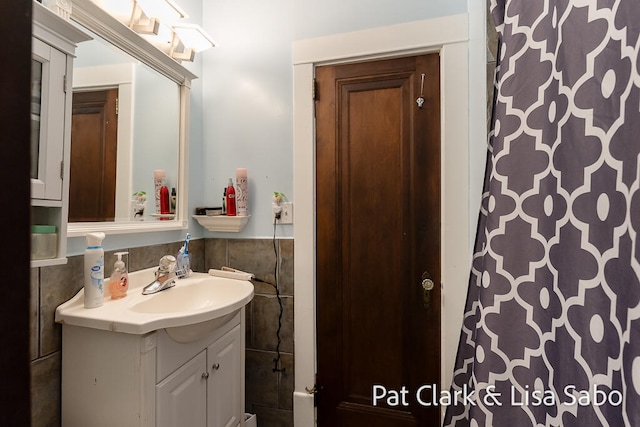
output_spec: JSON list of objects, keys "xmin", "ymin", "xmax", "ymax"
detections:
[
  {"xmin": 61, "ymin": 311, "xmax": 246, "ymax": 427},
  {"xmin": 31, "ymin": 1, "xmax": 90, "ymax": 267}
]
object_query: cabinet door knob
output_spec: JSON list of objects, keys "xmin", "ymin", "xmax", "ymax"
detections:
[
  {"xmin": 202, "ymin": 372, "xmax": 210, "ymax": 379},
  {"xmin": 212, "ymin": 363, "xmax": 220, "ymax": 370}
]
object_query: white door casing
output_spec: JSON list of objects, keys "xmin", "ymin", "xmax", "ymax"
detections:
[{"xmin": 292, "ymin": 12, "xmax": 487, "ymax": 426}]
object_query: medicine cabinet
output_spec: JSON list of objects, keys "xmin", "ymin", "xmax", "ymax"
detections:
[{"xmin": 31, "ymin": 1, "xmax": 91, "ymax": 267}]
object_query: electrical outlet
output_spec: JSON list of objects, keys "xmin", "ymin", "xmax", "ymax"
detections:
[{"xmin": 273, "ymin": 202, "xmax": 293, "ymax": 224}]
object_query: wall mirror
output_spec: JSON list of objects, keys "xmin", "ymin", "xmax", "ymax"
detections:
[{"xmin": 67, "ymin": 0, "xmax": 196, "ymax": 237}]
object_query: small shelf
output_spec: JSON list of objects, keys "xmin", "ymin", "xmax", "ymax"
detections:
[
  {"xmin": 151, "ymin": 213, "xmax": 176, "ymax": 220},
  {"xmin": 193, "ymin": 215, "xmax": 250, "ymax": 232},
  {"xmin": 31, "ymin": 257, "xmax": 68, "ymax": 268}
]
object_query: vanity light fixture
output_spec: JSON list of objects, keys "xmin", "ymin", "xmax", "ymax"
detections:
[
  {"xmin": 129, "ymin": 2, "xmax": 160, "ymax": 35},
  {"xmin": 170, "ymin": 24, "xmax": 215, "ymax": 62},
  {"xmin": 98, "ymin": 0, "xmax": 214, "ymax": 62},
  {"xmin": 136, "ymin": 0, "xmax": 187, "ymax": 24},
  {"xmin": 129, "ymin": 0, "xmax": 187, "ymax": 35}
]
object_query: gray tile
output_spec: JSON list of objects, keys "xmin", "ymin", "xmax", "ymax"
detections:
[
  {"xmin": 251, "ymin": 404, "xmax": 293, "ymax": 427},
  {"xmin": 128, "ymin": 241, "xmax": 183, "ymax": 271},
  {"xmin": 229, "ymin": 239, "xmax": 278, "ymax": 295},
  {"xmin": 246, "ymin": 349, "xmax": 280, "ymax": 407},
  {"xmin": 40, "ymin": 255, "xmax": 84, "ymax": 356},
  {"xmin": 278, "ymin": 353, "xmax": 294, "ymax": 411},
  {"xmin": 204, "ymin": 238, "xmax": 228, "ymax": 270},
  {"xmin": 251, "ymin": 295, "xmax": 293, "ymax": 354},
  {"xmin": 245, "ymin": 299, "xmax": 254, "ymax": 348},
  {"xmin": 31, "ymin": 268, "xmax": 39, "ymax": 361},
  {"xmin": 188, "ymin": 238, "xmax": 205, "ymax": 273},
  {"xmin": 31, "ymin": 352, "xmax": 61, "ymax": 427},
  {"xmin": 278, "ymin": 239, "xmax": 294, "ymax": 297}
]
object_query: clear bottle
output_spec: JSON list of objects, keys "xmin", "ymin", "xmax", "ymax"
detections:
[{"xmin": 109, "ymin": 252, "xmax": 129, "ymax": 299}]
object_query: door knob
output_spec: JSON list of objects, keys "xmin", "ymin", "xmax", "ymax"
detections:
[
  {"xmin": 421, "ymin": 271, "xmax": 435, "ymax": 309},
  {"xmin": 202, "ymin": 372, "xmax": 210, "ymax": 379},
  {"xmin": 212, "ymin": 363, "xmax": 220, "ymax": 371}
]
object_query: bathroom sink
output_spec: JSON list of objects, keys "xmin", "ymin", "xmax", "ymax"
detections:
[
  {"xmin": 131, "ymin": 277, "xmax": 246, "ymax": 314},
  {"xmin": 55, "ymin": 268, "xmax": 254, "ymax": 342}
]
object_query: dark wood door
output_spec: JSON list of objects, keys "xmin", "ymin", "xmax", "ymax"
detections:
[
  {"xmin": 316, "ymin": 54, "xmax": 441, "ymax": 427},
  {"xmin": 70, "ymin": 88, "xmax": 118, "ymax": 222}
]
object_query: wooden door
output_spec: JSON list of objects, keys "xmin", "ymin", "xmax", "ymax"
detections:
[
  {"xmin": 69, "ymin": 88, "xmax": 118, "ymax": 222},
  {"xmin": 316, "ymin": 54, "xmax": 441, "ymax": 426}
]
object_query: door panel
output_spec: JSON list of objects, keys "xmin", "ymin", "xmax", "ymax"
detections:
[
  {"xmin": 70, "ymin": 88, "xmax": 118, "ymax": 222},
  {"xmin": 316, "ymin": 54, "xmax": 441, "ymax": 427},
  {"xmin": 207, "ymin": 326, "xmax": 242, "ymax": 427},
  {"xmin": 156, "ymin": 351, "xmax": 207, "ymax": 427}
]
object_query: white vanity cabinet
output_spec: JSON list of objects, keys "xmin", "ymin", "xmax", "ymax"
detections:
[
  {"xmin": 61, "ymin": 310, "xmax": 246, "ymax": 427},
  {"xmin": 31, "ymin": 1, "xmax": 90, "ymax": 267},
  {"xmin": 157, "ymin": 325, "xmax": 243, "ymax": 427}
]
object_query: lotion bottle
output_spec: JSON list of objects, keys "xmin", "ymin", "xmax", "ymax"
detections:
[
  {"xmin": 84, "ymin": 232, "xmax": 106, "ymax": 309},
  {"xmin": 109, "ymin": 252, "xmax": 129, "ymax": 299}
]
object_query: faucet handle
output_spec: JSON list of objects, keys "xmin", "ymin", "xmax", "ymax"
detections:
[{"xmin": 158, "ymin": 255, "xmax": 177, "ymax": 273}]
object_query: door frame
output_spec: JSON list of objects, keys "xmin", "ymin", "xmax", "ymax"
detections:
[
  {"xmin": 293, "ymin": 12, "xmax": 487, "ymax": 426},
  {"xmin": 73, "ymin": 63, "xmax": 134, "ymax": 222}
]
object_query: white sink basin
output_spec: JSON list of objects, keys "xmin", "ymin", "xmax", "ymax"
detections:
[{"xmin": 55, "ymin": 267, "xmax": 254, "ymax": 342}]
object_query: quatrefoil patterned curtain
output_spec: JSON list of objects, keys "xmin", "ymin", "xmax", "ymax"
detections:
[{"xmin": 444, "ymin": 1, "xmax": 640, "ymax": 426}]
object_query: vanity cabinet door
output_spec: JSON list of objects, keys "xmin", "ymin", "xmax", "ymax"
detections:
[
  {"xmin": 207, "ymin": 325, "xmax": 242, "ymax": 427},
  {"xmin": 31, "ymin": 37, "xmax": 67, "ymax": 201},
  {"xmin": 157, "ymin": 350, "xmax": 208, "ymax": 427}
]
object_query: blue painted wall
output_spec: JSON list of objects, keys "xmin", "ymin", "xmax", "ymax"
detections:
[
  {"xmin": 67, "ymin": 0, "xmax": 470, "ymax": 253},
  {"xmin": 199, "ymin": 0, "xmax": 468, "ymax": 239}
]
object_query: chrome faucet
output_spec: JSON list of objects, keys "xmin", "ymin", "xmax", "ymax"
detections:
[{"xmin": 142, "ymin": 255, "xmax": 188, "ymax": 295}]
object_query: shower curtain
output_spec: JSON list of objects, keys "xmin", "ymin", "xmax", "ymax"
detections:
[{"xmin": 444, "ymin": 1, "xmax": 640, "ymax": 426}]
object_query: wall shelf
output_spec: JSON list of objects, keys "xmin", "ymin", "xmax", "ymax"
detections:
[{"xmin": 193, "ymin": 215, "xmax": 250, "ymax": 232}]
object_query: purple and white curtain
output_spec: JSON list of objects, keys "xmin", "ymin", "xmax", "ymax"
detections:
[{"xmin": 444, "ymin": 1, "xmax": 640, "ymax": 426}]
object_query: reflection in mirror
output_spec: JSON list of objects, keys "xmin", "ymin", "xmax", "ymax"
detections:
[{"xmin": 70, "ymin": 27, "xmax": 180, "ymax": 223}]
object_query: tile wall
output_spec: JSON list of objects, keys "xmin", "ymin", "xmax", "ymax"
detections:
[
  {"xmin": 30, "ymin": 237, "xmax": 293, "ymax": 427},
  {"xmin": 206, "ymin": 239, "xmax": 295, "ymax": 427}
]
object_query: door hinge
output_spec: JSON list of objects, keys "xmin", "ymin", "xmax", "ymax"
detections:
[
  {"xmin": 312, "ymin": 78, "xmax": 318, "ymax": 101},
  {"xmin": 63, "ymin": 75, "xmax": 68, "ymax": 93},
  {"xmin": 115, "ymin": 97, "xmax": 119, "ymax": 115},
  {"xmin": 60, "ymin": 160, "xmax": 64, "ymax": 180}
]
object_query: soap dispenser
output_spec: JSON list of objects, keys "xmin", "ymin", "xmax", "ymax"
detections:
[{"xmin": 109, "ymin": 252, "xmax": 129, "ymax": 299}]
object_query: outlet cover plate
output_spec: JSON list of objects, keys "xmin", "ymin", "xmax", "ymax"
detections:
[{"xmin": 275, "ymin": 202, "xmax": 293, "ymax": 224}]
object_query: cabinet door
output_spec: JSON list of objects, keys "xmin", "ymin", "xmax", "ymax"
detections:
[
  {"xmin": 157, "ymin": 350, "xmax": 208, "ymax": 427},
  {"xmin": 207, "ymin": 325, "xmax": 242, "ymax": 427},
  {"xmin": 31, "ymin": 37, "xmax": 67, "ymax": 201}
]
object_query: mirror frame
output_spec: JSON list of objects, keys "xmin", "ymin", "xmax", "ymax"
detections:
[{"xmin": 67, "ymin": 0, "xmax": 196, "ymax": 237}]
